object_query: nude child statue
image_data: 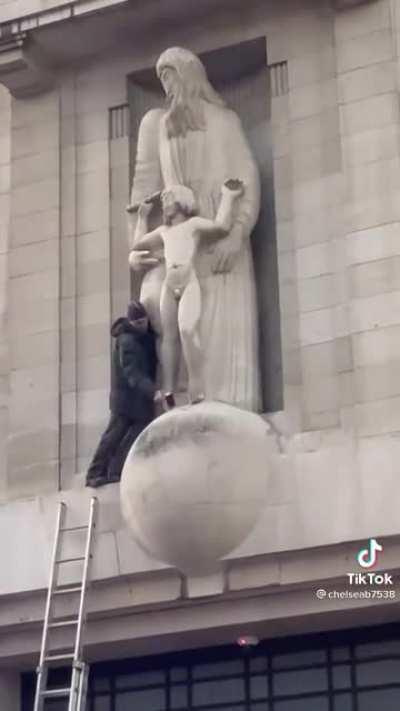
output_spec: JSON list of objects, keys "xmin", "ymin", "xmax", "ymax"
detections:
[{"xmin": 129, "ymin": 179, "xmax": 244, "ymax": 408}]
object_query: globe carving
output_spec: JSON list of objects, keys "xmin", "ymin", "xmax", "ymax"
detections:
[{"xmin": 120, "ymin": 402, "xmax": 272, "ymax": 574}]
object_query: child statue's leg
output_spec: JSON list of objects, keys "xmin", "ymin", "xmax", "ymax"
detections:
[
  {"xmin": 178, "ymin": 275, "xmax": 204, "ymax": 403},
  {"xmin": 160, "ymin": 283, "xmax": 180, "ymax": 397}
]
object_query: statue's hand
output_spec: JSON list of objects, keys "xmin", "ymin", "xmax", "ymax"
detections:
[
  {"xmin": 222, "ymin": 178, "xmax": 244, "ymax": 199},
  {"xmin": 211, "ymin": 233, "xmax": 242, "ymax": 273},
  {"xmin": 129, "ymin": 249, "xmax": 160, "ymax": 271}
]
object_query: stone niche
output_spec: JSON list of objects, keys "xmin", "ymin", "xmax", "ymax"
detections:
[{"xmin": 126, "ymin": 38, "xmax": 283, "ymax": 413}]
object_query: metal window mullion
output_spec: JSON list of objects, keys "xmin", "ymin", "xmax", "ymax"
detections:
[
  {"xmin": 110, "ymin": 674, "xmax": 116, "ymax": 711},
  {"xmin": 327, "ymin": 647, "xmax": 334, "ymax": 711},
  {"xmin": 188, "ymin": 665, "xmax": 193, "ymax": 711},
  {"xmin": 268, "ymin": 654, "xmax": 274, "ymax": 711},
  {"xmin": 244, "ymin": 656, "xmax": 250, "ymax": 711},
  {"xmin": 349, "ymin": 644, "xmax": 358, "ymax": 711},
  {"xmin": 166, "ymin": 669, "xmax": 170, "ymax": 711}
]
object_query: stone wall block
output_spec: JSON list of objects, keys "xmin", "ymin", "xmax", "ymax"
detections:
[
  {"xmin": 342, "ymin": 124, "xmax": 400, "ymax": 167},
  {"xmin": 356, "ymin": 395, "xmax": 400, "ymax": 436},
  {"xmin": 9, "ymin": 238, "xmax": 58, "ymax": 277},
  {"xmin": 10, "ymin": 208, "xmax": 59, "ymax": 247},
  {"xmin": 338, "ymin": 60, "xmax": 396, "ymax": 104},
  {"xmin": 340, "ymin": 92, "xmax": 399, "ymax": 135},
  {"xmin": 335, "ymin": 0, "xmax": 391, "ymax": 43},
  {"xmin": 353, "ymin": 323, "xmax": 400, "ymax": 367},
  {"xmin": 336, "ymin": 29, "xmax": 393, "ymax": 74},
  {"xmin": 228, "ymin": 556, "xmax": 280, "ymax": 591}
]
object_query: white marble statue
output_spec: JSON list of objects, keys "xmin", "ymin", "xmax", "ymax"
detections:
[
  {"xmin": 128, "ymin": 47, "xmax": 261, "ymax": 411},
  {"xmin": 130, "ymin": 180, "xmax": 244, "ymax": 407}
]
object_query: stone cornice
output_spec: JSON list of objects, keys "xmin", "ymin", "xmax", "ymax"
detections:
[
  {"xmin": 0, "ymin": 31, "xmax": 54, "ymax": 97},
  {"xmin": 333, "ymin": 0, "xmax": 376, "ymax": 8},
  {"xmin": 0, "ymin": 0, "xmax": 378, "ymax": 96},
  {"xmin": 0, "ymin": 536, "xmax": 399, "ymax": 666}
]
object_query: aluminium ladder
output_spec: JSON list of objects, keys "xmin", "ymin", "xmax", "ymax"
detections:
[{"xmin": 34, "ymin": 496, "xmax": 98, "ymax": 711}]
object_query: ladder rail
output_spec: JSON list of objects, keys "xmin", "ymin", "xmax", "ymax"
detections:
[
  {"xmin": 34, "ymin": 497, "xmax": 97, "ymax": 711},
  {"xmin": 33, "ymin": 502, "xmax": 66, "ymax": 711},
  {"xmin": 73, "ymin": 496, "xmax": 97, "ymax": 663},
  {"xmin": 38, "ymin": 501, "xmax": 66, "ymax": 668}
]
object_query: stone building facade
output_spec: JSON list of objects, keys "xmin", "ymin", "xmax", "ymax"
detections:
[{"xmin": 1, "ymin": 0, "xmax": 400, "ymax": 708}]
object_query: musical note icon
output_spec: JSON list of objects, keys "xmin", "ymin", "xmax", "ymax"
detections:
[{"xmin": 357, "ymin": 538, "xmax": 383, "ymax": 569}]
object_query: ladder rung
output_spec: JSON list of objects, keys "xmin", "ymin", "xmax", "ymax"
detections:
[
  {"xmin": 60, "ymin": 525, "xmax": 89, "ymax": 532},
  {"xmin": 42, "ymin": 687, "xmax": 70, "ymax": 698},
  {"xmin": 45, "ymin": 653, "xmax": 75, "ymax": 662},
  {"xmin": 53, "ymin": 585, "xmax": 82, "ymax": 596},
  {"xmin": 55, "ymin": 556, "xmax": 85, "ymax": 564},
  {"xmin": 49, "ymin": 618, "xmax": 79, "ymax": 628}
]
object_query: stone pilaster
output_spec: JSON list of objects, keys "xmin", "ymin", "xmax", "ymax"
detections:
[{"xmin": 7, "ymin": 88, "xmax": 61, "ymax": 498}]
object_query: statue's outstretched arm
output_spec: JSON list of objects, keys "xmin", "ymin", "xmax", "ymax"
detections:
[{"xmin": 134, "ymin": 228, "xmax": 163, "ymax": 252}]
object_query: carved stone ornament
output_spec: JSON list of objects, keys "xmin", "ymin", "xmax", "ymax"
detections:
[{"xmin": 128, "ymin": 47, "xmax": 262, "ymax": 413}]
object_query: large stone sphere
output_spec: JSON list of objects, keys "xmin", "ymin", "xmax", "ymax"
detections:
[{"xmin": 120, "ymin": 401, "xmax": 272, "ymax": 574}]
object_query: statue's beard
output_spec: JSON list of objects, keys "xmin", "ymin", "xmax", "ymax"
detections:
[{"xmin": 164, "ymin": 86, "xmax": 206, "ymax": 139}]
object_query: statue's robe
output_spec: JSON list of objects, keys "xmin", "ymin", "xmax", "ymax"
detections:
[{"xmin": 130, "ymin": 101, "xmax": 261, "ymax": 412}]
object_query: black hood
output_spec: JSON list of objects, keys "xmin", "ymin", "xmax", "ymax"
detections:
[
  {"xmin": 111, "ymin": 317, "xmax": 133, "ymax": 338},
  {"xmin": 110, "ymin": 317, "xmax": 155, "ymax": 339}
]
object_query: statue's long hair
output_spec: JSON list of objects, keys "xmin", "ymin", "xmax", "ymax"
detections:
[{"xmin": 156, "ymin": 47, "xmax": 225, "ymax": 138}]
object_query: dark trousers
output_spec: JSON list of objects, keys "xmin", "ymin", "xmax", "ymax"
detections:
[{"xmin": 86, "ymin": 413, "xmax": 149, "ymax": 483}]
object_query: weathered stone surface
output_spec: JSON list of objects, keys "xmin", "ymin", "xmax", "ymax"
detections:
[{"xmin": 121, "ymin": 402, "xmax": 273, "ymax": 574}]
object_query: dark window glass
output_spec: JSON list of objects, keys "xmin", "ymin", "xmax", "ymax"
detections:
[
  {"xmin": 332, "ymin": 665, "xmax": 351, "ymax": 689},
  {"xmin": 170, "ymin": 685, "xmax": 188, "ymax": 709},
  {"xmin": 115, "ymin": 671, "xmax": 165, "ymax": 689},
  {"xmin": 275, "ymin": 697, "xmax": 329, "ymax": 711},
  {"xmin": 192, "ymin": 677, "xmax": 245, "ymax": 705},
  {"xmin": 358, "ymin": 688, "xmax": 400, "ymax": 711},
  {"xmin": 192, "ymin": 659, "xmax": 244, "ymax": 679},
  {"xmin": 356, "ymin": 660, "xmax": 400, "ymax": 686},
  {"xmin": 333, "ymin": 694, "xmax": 352, "ymax": 711},
  {"xmin": 250, "ymin": 656, "xmax": 268, "ymax": 672},
  {"xmin": 170, "ymin": 667, "xmax": 187, "ymax": 682},
  {"xmin": 93, "ymin": 677, "xmax": 110, "ymax": 692},
  {"xmin": 250, "ymin": 675, "xmax": 268, "ymax": 698},
  {"xmin": 356, "ymin": 640, "xmax": 400, "ymax": 659},
  {"xmin": 94, "ymin": 698, "xmax": 111, "ymax": 711},
  {"xmin": 115, "ymin": 688, "xmax": 165, "ymax": 711},
  {"xmin": 332, "ymin": 647, "xmax": 350, "ymax": 662},
  {"xmin": 273, "ymin": 650, "xmax": 326, "ymax": 670},
  {"xmin": 274, "ymin": 669, "xmax": 327, "ymax": 696}
]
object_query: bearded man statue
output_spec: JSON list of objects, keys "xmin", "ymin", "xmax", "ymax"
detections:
[{"xmin": 128, "ymin": 47, "xmax": 261, "ymax": 412}]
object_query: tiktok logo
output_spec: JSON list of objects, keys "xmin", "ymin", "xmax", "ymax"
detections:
[{"xmin": 357, "ymin": 538, "xmax": 383, "ymax": 569}]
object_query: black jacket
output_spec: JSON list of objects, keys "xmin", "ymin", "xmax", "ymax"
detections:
[{"xmin": 109, "ymin": 317, "xmax": 157, "ymax": 421}]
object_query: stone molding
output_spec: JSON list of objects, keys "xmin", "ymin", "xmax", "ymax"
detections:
[
  {"xmin": 0, "ymin": 537, "xmax": 399, "ymax": 665},
  {"xmin": 269, "ymin": 62, "xmax": 289, "ymax": 97},
  {"xmin": 332, "ymin": 0, "xmax": 376, "ymax": 9},
  {"xmin": 0, "ymin": 32, "xmax": 54, "ymax": 97}
]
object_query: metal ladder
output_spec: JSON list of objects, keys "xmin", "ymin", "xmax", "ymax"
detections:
[{"xmin": 34, "ymin": 496, "xmax": 98, "ymax": 711}]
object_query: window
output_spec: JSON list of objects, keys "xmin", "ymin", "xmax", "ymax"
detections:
[{"xmin": 22, "ymin": 623, "xmax": 400, "ymax": 711}]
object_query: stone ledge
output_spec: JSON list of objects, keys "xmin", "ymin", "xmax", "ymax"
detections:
[
  {"xmin": 333, "ymin": 0, "xmax": 377, "ymax": 9},
  {"xmin": 0, "ymin": 563, "xmax": 399, "ymax": 666},
  {"xmin": 0, "ymin": 33, "xmax": 54, "ymax": 97}
]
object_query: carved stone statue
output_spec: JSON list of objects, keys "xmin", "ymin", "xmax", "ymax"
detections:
[
  {"xmin": 130, "ymin": 180, "xmax": 244, "ymax": 407},
  {"xmin": 128, "ymin": 47, "xmax": 261, "ymax": 411}
]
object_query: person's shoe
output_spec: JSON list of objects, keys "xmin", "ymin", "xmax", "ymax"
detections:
[
  {"xmin": 86, "ymin": 474, "xmax": 108, "ymax": 488},
  {"xmin": 106, "ymin": 472, "xmax": 121, "ymax": 485},
  {"xmin": 164, "ymin": 392, "xmax": 176, "ymax": 409}
]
